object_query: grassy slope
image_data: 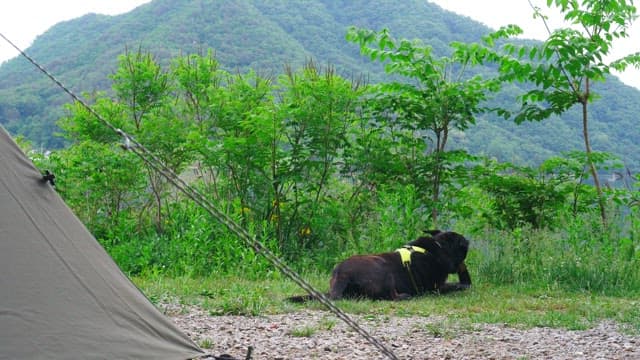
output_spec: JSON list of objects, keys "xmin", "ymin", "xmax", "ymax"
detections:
[{"xmin": 1, "ymin": 0, "xmax": 640, "ymax": 168}]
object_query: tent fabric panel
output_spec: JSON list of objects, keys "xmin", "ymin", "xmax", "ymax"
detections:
[{"xmin": 0, "ymin": 127, "xmax": 203, "ymax": 360}]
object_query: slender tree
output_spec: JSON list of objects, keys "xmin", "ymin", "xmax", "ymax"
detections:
[{"xmin": 491, "ymin": 0, "xmax": 640, "ymax": 225}]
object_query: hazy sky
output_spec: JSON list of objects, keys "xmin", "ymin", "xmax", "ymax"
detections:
[
  {"xmin": 0, "ymin": 0, "xmax": 150, "ymax": 62},
  {"xmin": 0, "ymin": 0, "xmax": 638, "ymax": 88},
  {"xmin": 429, "ymin": 0, "xmax": 640, "ymax": 89}
]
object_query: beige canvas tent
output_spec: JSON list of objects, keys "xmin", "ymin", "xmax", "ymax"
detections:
[{"xmin": 0, "ymin": 126, "xmax": 204, "ymax": 359}]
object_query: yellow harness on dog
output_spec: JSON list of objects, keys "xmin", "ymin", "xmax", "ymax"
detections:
[
  {"xmin": 395, "ymin": 245, "xmax": 427, "ymax": 294},
  {"xmin": 396, "ymin": 245, "xmax": 426, "ymax": 266}
]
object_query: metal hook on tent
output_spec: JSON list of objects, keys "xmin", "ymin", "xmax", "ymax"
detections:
[{"xmin": 41, "ymin": 170, "xmax": 56, "ymax": 186}]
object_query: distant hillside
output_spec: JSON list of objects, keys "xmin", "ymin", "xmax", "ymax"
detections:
[{"xmin": 1, "ymin": 0, "xmax": 639, "ymax": 169}]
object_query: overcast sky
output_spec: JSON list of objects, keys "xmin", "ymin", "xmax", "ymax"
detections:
[
  {"xmin": 429, "ymin": 0, "xmax": 640, "ymax": 89},
  {"xmin": 0, "ymin": 0, "xmax": 638, "ymax": 89},
  {"xmin": 0, "ymin": 0, "xmax": 150, "ymax": 62}
]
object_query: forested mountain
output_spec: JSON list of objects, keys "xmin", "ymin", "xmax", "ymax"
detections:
[{"xmin": 1, "ymin": 0, "xmax": 639, "ymax": 168}]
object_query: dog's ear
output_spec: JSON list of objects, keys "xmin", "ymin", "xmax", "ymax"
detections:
[
  {"xmin": 410, "ymin": 235, "xmax": 442, "ymax": 252},
  {"xmin": 423, "ymin": 229, "xmax": 442, "ymax": 237}
]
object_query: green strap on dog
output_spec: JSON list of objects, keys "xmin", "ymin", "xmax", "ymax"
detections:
[{"xmin": 395, "ymin": 246, "xmax": 426, "ymax": 294}]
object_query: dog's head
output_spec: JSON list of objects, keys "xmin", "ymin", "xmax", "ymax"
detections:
[{"xmin": 411, "ymin": 231, "xmax": 469, "ymax": 273}]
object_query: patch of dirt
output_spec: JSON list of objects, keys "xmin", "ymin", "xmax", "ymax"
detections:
[{"xmin": 168, "ymin": 306, "xmax": 639, "ymax": 359}]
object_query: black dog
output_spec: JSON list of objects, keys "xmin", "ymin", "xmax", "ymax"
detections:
[{"xmin": 288, "ymin": 230, "xmax": 471, "ymax": 302}]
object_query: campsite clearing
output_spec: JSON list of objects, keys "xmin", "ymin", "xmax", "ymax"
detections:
[
  {"xmin": 169, "ymin": 306, "xmax": 639, "ymax": 359},
  {"xmin": 139, "ymin": 276, "xmax": 640, "ymax": 359}
]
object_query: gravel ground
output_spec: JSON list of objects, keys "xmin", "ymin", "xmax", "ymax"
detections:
[{"xmin": 167, "ymin": 306, "xmax": 639, "ymax": 360}]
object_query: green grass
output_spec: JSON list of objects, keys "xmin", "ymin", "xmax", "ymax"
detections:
[
  {"xmin": 288, "ymin": 326, "xmax": 317, "ymax": 337},
  {"xmin": 130, "ymin": 211, "xmax": 640, "ymax": 336},
  {"xmin": 135, "ymin": 273, "xmax": 640, "ymax": 334},
  {"xmin": 198, "ymin": 338, "xmax": 214, "ymax": 349}
]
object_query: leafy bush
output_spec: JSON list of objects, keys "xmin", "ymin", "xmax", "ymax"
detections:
[{"xmin": 27, "ymin": 43, "xmax": 640, "ymax": 296}]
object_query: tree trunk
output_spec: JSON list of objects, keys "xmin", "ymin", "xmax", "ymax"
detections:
[{"xmin": 580, "ymin": 81, "xmax": 607, "ymax": 226}]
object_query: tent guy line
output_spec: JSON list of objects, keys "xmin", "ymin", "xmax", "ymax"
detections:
[{"xmin": 0, "ymin": 32, "xmax": 401, "ymax": 360}]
